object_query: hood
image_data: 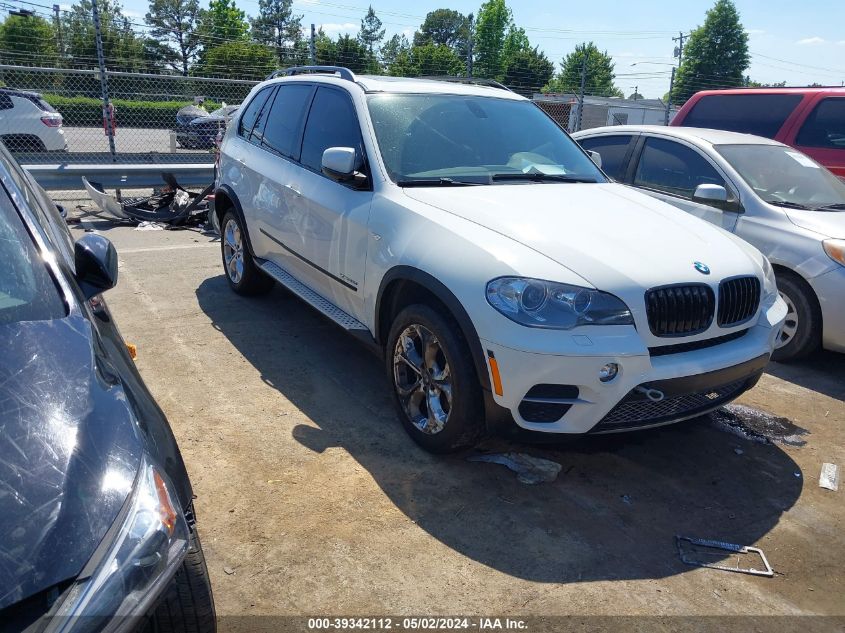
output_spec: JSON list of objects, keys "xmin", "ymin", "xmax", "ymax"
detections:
[
  {"xmin": 0, "ymin": 315, "xmax": 143, "ymax": 610},
  {"xmin": 785, "ymin": 209, "xmax": 845, "ymax": 239},
  {"xmin": 403, "ymin": 183, "xmax": 760, "ymax": 290}
]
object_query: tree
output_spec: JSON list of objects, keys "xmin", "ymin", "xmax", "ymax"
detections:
[
  {"xmin": 357, "ymin": 5, "xmax": 384, "ymax": 56},
  {"xmin": 251, "ymin": 0, "xmax": 302, "ymax": 65},
  {"xmin": 544, "ymin": 42, "xmax": 620, "ymax": 98},
  {"xmin": 672, "ymin": 0, "xmax": 749, "ymax": 104},
  {"xmin": 145, "ymin": 0, "xmax": 201, "ymax": 75},
  {"xmin": 0, "ymin": 14, "xmax": 58, "ymax": 66},
  {"xmin": 628, "ymin": 91, "xmax": 644, "ymax": 100},
  {"xmin": 64, "ymin": 0, "xmax": 145, "ymax": 71},
  {"xmin": 389, "ymin": 42, "xmax": 464, "ymax": 77},
  {"xmin": 503, "ymin": 46, "xmax": 553, "ymax": 96},
  {"xmin": 197, "ymin": 0, "xmax": 248, "ymax": 49},
  {"xmin": 474, "ymin": 0, "xmax": 511, "ymax": 79},
  {"xmin": 380, "ymin": 33, "xmax": 409, "ymax": 70},
  {"xmin": 197, "ymin": 40, "xmax": 275, "ymax": 79},
  {"xmin": 413, "ymin": 8, "xmax": 470, "ymax": 58}
]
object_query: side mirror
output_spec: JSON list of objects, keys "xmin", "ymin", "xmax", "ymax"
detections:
[
  {"xmin": 74, "ymin": 233, "xmax": 118, "ymax": 300},
  {"xmin": 587, "ymin": 150, "xmax": 603, "ymax": 168},
  {"xmin": 322, "ymin": 147, "xmax": 357, "ymax": 182},
  {"xmin": 692, "ymin": 183, "xmax": 728, "ymax": 205}
]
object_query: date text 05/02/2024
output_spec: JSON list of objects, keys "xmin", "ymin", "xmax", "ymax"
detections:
[{"xmin": 307, "ymin": 618, "xmax": 528, "ymax": 630}]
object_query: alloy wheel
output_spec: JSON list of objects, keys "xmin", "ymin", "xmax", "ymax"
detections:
[
  {"xmin": 776, "ymin": 290, "xmax": 798, "ymax": 349},
  {"xmin": 223, "ymin": 218, "xmax": 244, "ymax": 284},
  {"xmin": 392, "ymin": 324, "xmax": 453, "ymax": 435}
]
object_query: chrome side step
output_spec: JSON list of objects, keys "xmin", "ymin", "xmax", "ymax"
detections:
[{"xmin": 259, "ymin": 259, "xmax": 370, "ymax": 333}]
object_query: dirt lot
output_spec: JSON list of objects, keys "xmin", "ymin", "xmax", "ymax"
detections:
[{"xmin": 66, "ymin": 212, "xmax": 844, "ymax": 629}]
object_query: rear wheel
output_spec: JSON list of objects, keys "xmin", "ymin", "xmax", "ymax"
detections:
[
  {"xmin": 386, "ymin": 304, "xmax": 483, "ymax": 453},
  {"xmin": 221, "ymin": 210, "xmax": 273, "ymax": 295},
  {"xmin": 772, "ymin": 272, "xmax": 821, "ymax": 362}
]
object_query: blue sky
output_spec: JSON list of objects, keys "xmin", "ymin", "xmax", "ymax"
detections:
[{"xmin": 103, "ymin": 0, "xmax": 845, "ymax": 96}]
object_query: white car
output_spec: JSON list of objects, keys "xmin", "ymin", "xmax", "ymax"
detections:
[
  {"xmin": 214, "ymin": 67, "xmax": 787, "ymax": 453},
  {"xmin": 0, "ymin": 88, "xmax": 66, "ymax": 152},
  {"xmin": 574, "ymin": 125, "xmax": 845, "ymax": 361}
]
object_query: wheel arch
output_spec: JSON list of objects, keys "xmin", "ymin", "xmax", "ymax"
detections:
[
  {"xmin": 375, "ymin": 266, "xmax": 491, "ymax": 392},
  {"xmin": 214, "ymin": 185, "xmax": 256, "ymax": 256}
]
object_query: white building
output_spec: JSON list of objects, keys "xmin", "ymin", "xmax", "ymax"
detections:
[{"xmin": 533, "ymin": 93, "xmax": 678, "ymax": 131}]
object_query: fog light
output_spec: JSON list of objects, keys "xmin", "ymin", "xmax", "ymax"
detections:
[{"xmin": 599, "ymin": 363, "xmax": 619, "ymax": 382}]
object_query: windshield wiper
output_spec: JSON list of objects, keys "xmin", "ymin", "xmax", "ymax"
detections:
[
  {"xmin": 396, "ymin": 177, "xmax": 486, "ymax": 187},
  {"xmin": 812, "ymin": 203, "xmax": 845, "ymax": 212},
  {"xmin": 491, "ymin": 173, "xmax": 596, "ymax": 183},
  {"xmin": 766, "ymin": 200, "xmax": 812, "ymax": 210}
]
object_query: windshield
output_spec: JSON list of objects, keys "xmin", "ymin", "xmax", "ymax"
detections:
[
  {"xmin": 367, "ymin": 94, "xmax": 606, "ymax": 184},
  {"xmin": 716, "ymin": 144, "xmax": 845, "ymax": 209},
  {"xmin": 0, "ymin": 197, "xmax": 66, "ymax": 324}
]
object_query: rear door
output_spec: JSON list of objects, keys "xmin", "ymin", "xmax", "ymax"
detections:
[
  {"xmin": 630, "ymin": 136, "xmax": 740, "ymax": 231},
  {"xmin": 575, "ymin": 134, "xmax": 637, "ymax": 182},
  {"xmin": 791, "ymin": 97, "xmax": 845, "ymax": 179}
]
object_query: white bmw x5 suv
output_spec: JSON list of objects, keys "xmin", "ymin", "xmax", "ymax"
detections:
[{"xmin": 214, "ymin": 66, "xmax": 787, "ymax": 453}]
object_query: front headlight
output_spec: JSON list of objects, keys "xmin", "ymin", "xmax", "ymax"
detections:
[
  {"xmin": 486, "ymin": 277, "xmax": 633, "ymax": 329},
  {"xmin": 49, "ymin": 457, "xmax": 189, "ymax": 632},
  {"xmin": 761, "ymin": 255, "xmax": 778, "ymax": 299},
  {"xmin": 823, "ymin": 239, "xmax": 845, "ymax": 267}
]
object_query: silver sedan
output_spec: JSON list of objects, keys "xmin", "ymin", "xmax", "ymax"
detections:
[{"xmin": 574, "ymin": 125, "xmax": 845, "ymax": 361}]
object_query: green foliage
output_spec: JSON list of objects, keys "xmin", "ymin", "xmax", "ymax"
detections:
[
  {"xmin": 413, "ymin": 9, "xmax": 470, "ymax": 58},
  {"xmin": 628, "ymin": 91, "xmax": 644, "ymax": 100},
  {"xmin": 251, "ymin": 0, "xmax": 302, "ymax": 64},
  {"xmin": 64, "ymin": 0, "xmax": 146, "ymax": 71},
  {"xmin": 0, "ymin": 14, "xmax": 58, "ymax": 67},
  {"xmin": 145, "ymin": 0, "xmax": 201, "ymax": 75},
  {"xmin": 41, "ymin": 93, "xmax": 222, "ymax": 127},
  {"xmin": 474, "ymin": 0, "xmax": 512, "ymax": 79},
  {"xmin": 743, "ymin": 76, "xmax": 786, "ymax": 88},
  {"xmin": 544, "ymin": 42, "xmax": 620, "ymax": 98},
  {"xmin": 358, "ymin": 5, "xmax": 385, "ymax": 55},
  {"xmin": 503, "ymin": 46, "xmax": 554, "ymax": 96},
  {"xmin": 380, "ymin": 33, "xmax": 409, "ymax": 69},
  {"xmin": 389, "ymin": 43, "xmax": 465, "ymax": 77},
  {"xmin": 196, "ymin": 40, "xmax": 276, "ymax": 79},
  {"xmin": 673, "ymin": 0, "xmax": 749, "ymax": 104},
  {"xmin": 197, "ymin": 0, "xmax": 249, "ymax": 47}
]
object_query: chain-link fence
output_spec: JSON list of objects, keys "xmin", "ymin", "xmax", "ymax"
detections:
[{"xmin": 0, "ymin": 63, "xmax": 259, "ymax": 163}]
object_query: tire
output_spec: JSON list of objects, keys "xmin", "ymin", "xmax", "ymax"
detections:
[
  {"xmin": 386, "ymin": 304, "xmax": 483, "ymax": 453},
  {"xmin": 220, "ymin": 210, "xmax": 273, "ymax": 295},
  {"xmin": 771, "ymin": 271, "xmax": 821, "ymax": 362},
  {"xmin": 148, "ymin": 528, "xmax": 216, "ymax": 633}
]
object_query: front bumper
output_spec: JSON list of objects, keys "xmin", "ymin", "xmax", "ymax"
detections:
[
  {"xmin": 809, "ymin": 265, "xmax": 845, "ymax": 353},
  {"xmin": 482, "ymin": 296, "xmax": 786, "ymax": 434}
]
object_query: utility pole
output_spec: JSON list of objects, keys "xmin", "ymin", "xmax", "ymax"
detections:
[
  {"xmin": 309, "ymin": 24, "xmax": 316, "ymax": 64},
  {"xmin": 575, "ymin": 55, "xmax": 587, "ymax": 132},
  {"xmin": 466, "ymin": 13, "xmax": 473, "ymax": 78},
  {"xmin": 673, "ymin": 31, "xmax": 687, "ymax": 68},
  {"xmin": 664, "ymin": 66, "xmax": 675, "ymax": 125},
  {"xmin": 53, "ymin": 4, "xmax": 63, "ymax": 61},
  {"xmin": 91, "ymin": 0, "xmax": 116, "ymax": 162}
]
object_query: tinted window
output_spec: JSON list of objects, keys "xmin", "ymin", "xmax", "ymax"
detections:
[
  {"xmin": 796, "ymin": 98, "xmax": 845, "ymax": 149},
  {"xmin": 578, "ymin": 135, "xmax": 633, "ymax": 180},
  {"xmin": 634, "ymin": 137, "xmax": 725, "ymax": 198},
  {"xmin": 0, "ymin": 192, "xmax": 66, "ymax": 324},
  {"xmin": 683, "ymin": 94, "xmax": 803, "ymax": 138},
  {"xmin": 238, "ymin": 87, "xmax": 274, "ymax": 140},
  {"xmin": 0, "ymin": 94, "xmax": 12, "ymax": 110},
  {"xmin": 301, "ymin": 88, "xmax": 363, "ymax": 173},
  {"xmin": 261, "ymin": 84, "xmax": 313, "ymax": 159}
]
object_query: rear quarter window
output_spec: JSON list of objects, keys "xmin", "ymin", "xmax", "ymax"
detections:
[{"xmin": 682, "ymin": 94, "xmax": 803, "ymax": 138}]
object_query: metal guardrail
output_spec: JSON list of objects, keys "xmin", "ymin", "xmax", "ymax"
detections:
[{"xmin": 24, "ymin": 162, "xmax": 215, "ymax": 190}]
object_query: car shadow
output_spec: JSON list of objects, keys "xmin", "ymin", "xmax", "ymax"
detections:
[
  {"xmin": 196, "ymin": 275, "xmax": 802, "ymax": 584},
  {"xmin": 766, "ymin": 350, "xmax": 845, "ymax": 402}
]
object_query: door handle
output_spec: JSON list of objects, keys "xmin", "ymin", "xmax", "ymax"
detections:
[{"xmin": 284, "ymin": 184, "xmax": 302, "ymax": 197}]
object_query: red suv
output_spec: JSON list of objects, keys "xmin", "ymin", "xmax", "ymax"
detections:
[{"xmin": 672, "ymin": 87, "xmax": 845, "ymax": 179}]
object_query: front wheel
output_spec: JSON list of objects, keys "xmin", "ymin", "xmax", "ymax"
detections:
[
  {"xmin": 386, "ymin": 304, "xmax": 483, "ymax": 453},
  {"xmin": 220, "ymin": 210, "xmax": 273, "ymax": 296},
  {"xmin": 771, "ymin": 272, "xmax": 821, "ymax": 362}
]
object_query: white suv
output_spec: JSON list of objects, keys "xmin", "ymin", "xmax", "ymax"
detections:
[
  {"xmin": 0, "ymin": 88, "xmax": 66, "ymax": 152},
  {"xmin": 214, "ymin": 66, "xmax": 787, "ymax": 453}
]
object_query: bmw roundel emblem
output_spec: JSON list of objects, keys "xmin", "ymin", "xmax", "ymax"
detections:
[{"xmin": 694, "ymin": 261, "xmax": 711, "ymax": 275}]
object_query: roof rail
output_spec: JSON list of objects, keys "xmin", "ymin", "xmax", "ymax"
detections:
[
  {"xmin": 417, "ymin": 76, "xmax": 513, "ymax": 92},
  {"xmin": 267, "ymin": 66, "xmax": 356, "ymax": 82}
]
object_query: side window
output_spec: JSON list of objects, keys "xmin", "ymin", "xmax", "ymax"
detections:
[
  {"xmin": 300, "ymin": 87, "xmax": 364, "ymax": 175},
  {"xmin": 634, "ymin": 137, "xmax": 725, "ymax": 198},
  {"xmin": 577, "ymin": 135, "xmax": 634, "ymax": 181},
  {"xmin": 683, "ymin": 94, "xmax": 803, "ymax": 138},
  {"xmin": 796, "ymin": 98, "xmax": 845, "ymax": 149},
  {"xmin": 0, "ymin": 94, "xmax": 12, "ymax": 110},
  {"xmin": 261, "ymin": 84, "xmax": 314, "ymax": 159},
  {"xmin": 237, "ymin": 87, "xmax": 274, "ymax": 140}
]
